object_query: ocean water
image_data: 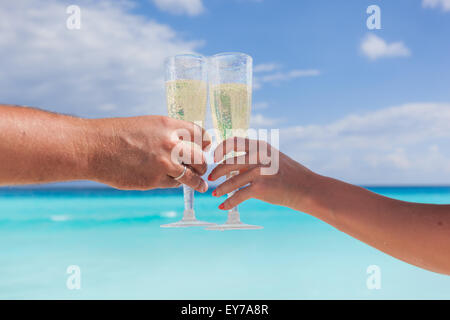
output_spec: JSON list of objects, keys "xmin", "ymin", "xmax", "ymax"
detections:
[{"xmin": 0, "ymin": 186, "xmax": 449, "ymax": 299}]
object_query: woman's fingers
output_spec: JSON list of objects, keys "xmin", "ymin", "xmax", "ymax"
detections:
[
  {"xmin": 213, "ymin": 167, "xmax": 261, "ymax": 197},
  {"xmin": 213, "ymin": 137, "xmax": 271, "ymax": 164},
  {"xmin": 214, "ymin": 137, "xmax": 254, "ymax": 162},
  {"xmin": 208, "ymin": 155, "xmax": 256, "ymax": 181},
  {"xmin": 217, "ymin": 185, "xmax": 255, "ymax": 210}
]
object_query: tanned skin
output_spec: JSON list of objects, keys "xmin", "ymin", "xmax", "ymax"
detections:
[
  {"xmin": 209, "ymin": 137, "xmax": 450, "ymax": 275},
  {"xmin": 0, "ymin": 104, "xmax": 211, "ymax": 192},
  {"xmin": 2, "ymin": 105, "xmax": 449, "ymax": 275}
]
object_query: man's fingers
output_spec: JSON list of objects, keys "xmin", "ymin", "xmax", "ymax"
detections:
[
  {"xmin": 218, "ymin": 186, "xmax": 254, "ymax": 210},
  {"xmin": 167, "ymin": 140, "xmax": 208, "ymax": 192},
  {"xmin": 160, "ymin": 176, "xmax": 182, "ymax": 188},
  {"xmin": 171, "ymin": 119, "xmax": 212, "ymax": 151},
  {"xmin": 173, "ymin": 141, "xmax": 207, "ymax": 175},
  {"xmin": 213, "ymin": 167, "xmax": 260, "ymax": 197},
  {"xmin": 189, "ymin": 163, "xmax": 208, "ymax": 177},
  {"xmin": 178, "ymin": 166, "xmax": 208, "ymax": 193},
  {"xmin": 169, "ymin": 163, "xmax": 208, "ymax": 193}
]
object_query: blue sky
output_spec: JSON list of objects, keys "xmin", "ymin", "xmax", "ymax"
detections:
[
  {"xmin": 1, "ymin": 0, "xmax": 449, "ymax": 184},
  {"xmin": 137, "ymin": 0, "xmax": 450, "ymax": 125}
]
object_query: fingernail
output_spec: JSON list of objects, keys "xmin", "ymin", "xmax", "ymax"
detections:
[
  {"xmin": 212, "ymin": 190, "xmax": 217, "ymax": 197},
  {"xmin": 208, "ymin": 174, "xmax": 212, "ymax": 181},
  {"xmin": 201, "ymin": 181, "xmax": 208, "ymax": 193},
  {"xmin": 218, "ymin": 203, "xmax": 225, "ymax": 210}
]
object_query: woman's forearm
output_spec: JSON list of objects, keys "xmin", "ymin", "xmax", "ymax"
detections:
[
  {"xmin": 210, "ymin": 139, "xmax": 450, "ymax": 275},
  {"xmin": 0, "ymin": 105, "xmax": 92, "ymax": 185},
  {"xmin": 305, "ymin": 174, "xmax": 450, "ymax": 274}
]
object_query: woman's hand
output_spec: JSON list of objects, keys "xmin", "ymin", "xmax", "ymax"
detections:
[
  {"xmin": 208, "ymin": 137, "xmax": 319, "ymax": 211},
  {"xmin": 209, "ymin": 138, "xmax": 450, "ymax": 276},
  {"xmin": 87, "ymin": 115, "xmax": 211, "ymax": 192}
]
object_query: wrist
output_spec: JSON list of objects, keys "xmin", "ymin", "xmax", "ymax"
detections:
[
  {"xmin": 81, "ymin": 118, "xmax": 111, "ymax": 182},
  {"xmin": 302, "ymin": 173, "xmax": 345, "ymax": 224},
  {"xmin": 291, "ymin": 171, "xmax": 331, "ymax": 217}
]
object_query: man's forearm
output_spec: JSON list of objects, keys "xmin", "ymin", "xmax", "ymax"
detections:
[
  {"xmin": 0, "ymin": 105, "xmax": 209, "ymax": 191},
  {"xmin": 305, "ymin": 174, "xmax": 450, "ymax": 274},
  {"xmin": 0, "ymin": 105, "xmax": 93, "ymax": 185}
]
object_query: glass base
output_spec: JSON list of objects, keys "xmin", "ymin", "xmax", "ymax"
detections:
[
  {"xmin": 161, "ymin": 208, "xmax": 216, "ymax": 228},
  {"xmin": 160, "ymin": 219, "xmax": 217, "ymax": 228},
  {"xmin": 205, "ymin": 222, "xmax": 263, "ymax": 231}
]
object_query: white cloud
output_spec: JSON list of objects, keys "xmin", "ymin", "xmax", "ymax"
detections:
[
  {"xmin": 152, "ymin": 0, "xmax": 205, "ymax": 16},
  {"xmin": 251, "ymin": 102, "xmax": 283, "ymax": 128},
  {"xmin": 281, "ymin": 103, "xmax": 450, "ymax": 184},
  {"xmin": 254, "ymin": 63, "xmax": 279, "ymax": 73},
  {"xmin": 252, "ymin": 63, "xmax": 319, "ymax": 89},
  {"xmin": 423, "ymin": 0, "xmax": 450, "ymax": 11},
  {"xmin": 254, "ymin": 69, "xmax": 320, "ymax": 89},
  {"xmin": 251, "ymin": 113, "xmax": 283, "ymax": 127},
  {"xmin": 260, "ymin": 69, "xmax": 320, "ymax": 82},
  {"xmin": 360, "ymin": 34, "xmax": 411, "ymax": 60},
  {"xmin": 253, "ymin": 101, "xmax": 269, "ymax": 110},
  {"xmin": 0, "ymin": 0, "xmax": 203, "ymax": 118}
]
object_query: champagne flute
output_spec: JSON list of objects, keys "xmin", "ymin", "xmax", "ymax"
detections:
[
  {"xmin": 206, "ymin": 52, "xmax": 263, "ymax": 231},
  {"xmin": 160, "ymin": 54, "xmax": 216, "ymax": 228}
]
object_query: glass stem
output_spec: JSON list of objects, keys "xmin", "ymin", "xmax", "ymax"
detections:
[
  {"xmin": 226, "ymin": 171, "xmax": 241, "ymax": 224},
  {"xmin": 183, "ymin": 185, "xmax": 196, "ymax": 220}
]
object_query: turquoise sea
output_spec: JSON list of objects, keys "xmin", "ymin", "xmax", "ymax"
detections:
[{"xmin": 0, "ymin": 186, "xmax": 449, "ymax": 299}]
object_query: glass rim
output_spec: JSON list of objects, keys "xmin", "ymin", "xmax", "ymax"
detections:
[
  {"xmin": 164, "ymin": 53, "xmax": 206, "ymax": 64},
  {"xmin": 210, "ymin": 52, "xmax": 252, "ymax": 60}
]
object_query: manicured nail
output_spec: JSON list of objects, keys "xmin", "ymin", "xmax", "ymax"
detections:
[
  {"xmin": 208, "ymin": 174, "xmax": 212, "ymax": 181},
  {"xmin": 212, "ymin": 190, "xmax": 217, "ymax": 197},
  {"xmin": 218, "ymin": 203, "xmax": 225, "ymax": 210}
]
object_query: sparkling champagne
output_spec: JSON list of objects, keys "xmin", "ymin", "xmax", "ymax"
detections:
[
  {"xmin": 209, "ymin": 83, "xmax": 251, "ymax": 142},
  {"xmin": 166, "ymin": 79, "xmax": 207, "ymax": 124}
]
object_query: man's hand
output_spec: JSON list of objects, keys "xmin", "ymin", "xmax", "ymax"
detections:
[
  {"xmin": 0, "ymin": 105, "xmax": 210, "ymax": 191},
  {"xmin": 87, "ymin": 115, "xmax": 211, "ymax": 192}
]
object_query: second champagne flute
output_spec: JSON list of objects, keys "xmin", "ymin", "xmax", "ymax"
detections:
[
  {"xmin": 160, "ymin": 54, "xmax": 216, "ymax": 228},
  {"xmin": 206, "ymin": 52, "xmax": 263, "ymax": 231}
]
